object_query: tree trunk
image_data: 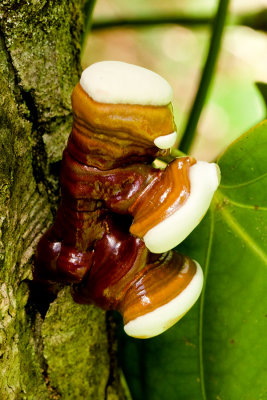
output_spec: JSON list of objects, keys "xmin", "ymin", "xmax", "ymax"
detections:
[{"xmin": 0, "ymin": 2, "xmax": 129, "ymax": 399}]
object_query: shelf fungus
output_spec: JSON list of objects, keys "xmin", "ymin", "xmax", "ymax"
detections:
[{"xmin": 34, "ymin": 61, "xmax": 220, "ymax": 339}]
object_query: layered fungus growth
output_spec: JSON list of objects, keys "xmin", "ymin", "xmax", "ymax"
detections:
[{"xmin": 34, "ymin": 61, "xmax": 220, "ymax": 338}]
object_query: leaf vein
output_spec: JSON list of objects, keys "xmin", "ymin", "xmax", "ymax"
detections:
[
  {"xmin": 217, "ymin": 200, "xmax": 267, "ymax": 266},
  {"xmin": 219, "ymin": 171, "xmax": 267, "ymax": 190},
  {"xmin": 220, "ymin": 194, "xmax": 267, "ymax": 211},
  {"xmin": 199, "ymin": 210, "xmax": 214, "ymax": 400}
]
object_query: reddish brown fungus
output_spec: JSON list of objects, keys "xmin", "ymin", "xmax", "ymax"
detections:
[{"xmin": 34, "ymin": 62, "xmax": 209, "ymax": 338}]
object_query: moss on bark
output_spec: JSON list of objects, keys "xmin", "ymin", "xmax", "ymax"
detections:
[
  {"xmin": 0, "ymin": 1, "xmax": 129, "ymax": 398},
  {"xmin": 42, "ymin": 288, "xmax": 109, "ymax": 399}
]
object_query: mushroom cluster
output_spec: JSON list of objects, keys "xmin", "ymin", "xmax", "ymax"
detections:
[{"xmin": 34, "ymin": 61, "xmax": 220, "ymax": 338}]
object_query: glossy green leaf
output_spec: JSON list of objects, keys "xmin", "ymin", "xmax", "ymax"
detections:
[{"xmin": 119, "ymin": 120, "xmax": 267, "ymax": 400}]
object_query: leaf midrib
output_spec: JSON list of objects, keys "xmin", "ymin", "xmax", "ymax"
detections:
[
  {"xmin": 215, "ymin": 190, "xmax": 267, "ymax": 266},
  {"xmin": 199, "ymin": 209, "xmax": 214, "ymax": 400},
  {"xmin": 219, "ymin": 171, "xmax": 267, "ymax": 189}
]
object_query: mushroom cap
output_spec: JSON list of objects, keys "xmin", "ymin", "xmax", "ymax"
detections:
[
  {"xmin": 80, "ymin": 61, "xmax": 173, "ymax": 106},
  {"xmin": 123, "ymin": 258, "xmax": 203, "ymax": 339},
  {"xmin": 143, "ymin": 161, "xmax": 221, "ymax": 253}
]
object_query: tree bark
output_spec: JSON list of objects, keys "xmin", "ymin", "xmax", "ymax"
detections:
[{"xmin": 0, "ymin": 2, "xmax": 129, "ymax": 399}]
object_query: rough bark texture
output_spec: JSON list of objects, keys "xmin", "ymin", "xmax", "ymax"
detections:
[{"xmin": 0, "ymin": 1, "xmax": 129, "ymax": 399}]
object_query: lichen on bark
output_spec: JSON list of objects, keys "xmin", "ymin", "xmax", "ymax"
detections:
[
  {"xmin": 0, "ymin": 27, "xmax": 52, "ymax": 399},
  {"xmin": 42, "ymin": 288, "xmax": 110, "ymax": 399},
  {"xmin": 0, "ymin": 1, "xmax": 129, "ymax": 398}
]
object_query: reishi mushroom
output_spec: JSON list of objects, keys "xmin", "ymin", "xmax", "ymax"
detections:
[{"xmin": 34, "ymin": 61, "xmax": 220, "ymax": 338}]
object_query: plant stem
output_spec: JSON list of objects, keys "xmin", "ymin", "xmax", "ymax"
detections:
[
  {"xmin": 179, "ymin": 0, "xmax": 230, "ymax": 153},
  {"xmin": 81, "ymin": 0, "xmax": 98, "ymax": 56},
  {"xmin": 91, "ymin": 15, "xmax": 212, "ymax": 30},
  {"xmin": 90, "ymin": 9, "xmax": 267, "ymax": 32}
]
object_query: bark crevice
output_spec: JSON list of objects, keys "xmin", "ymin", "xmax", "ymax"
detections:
[{"xmin": 0, "ymin": 1, "xmax": 129, "ymax": 398}]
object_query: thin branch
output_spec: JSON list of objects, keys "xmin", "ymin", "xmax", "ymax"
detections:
[
  {"xmin": 91, "ymin": 15, "xmax": 212, "ymax": 30},
  {"xmin": 81, "ymin": 0, "xmax": 98, "ymax": 56},
  {"xmin": 91, "ymin": 9, "xmax": 267, "ymax": 32},
  {"xmin": 179, "ymin": 0, "xmax": 230, "ymax": 153}
]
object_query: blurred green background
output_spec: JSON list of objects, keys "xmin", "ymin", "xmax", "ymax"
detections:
[
  {"xmin": 83, "ymin": 0, "xmax": 267, "ymax": 161},
  {"xmin": 82, "ymin": 2, "xmax": 267, "ymax": 398}
]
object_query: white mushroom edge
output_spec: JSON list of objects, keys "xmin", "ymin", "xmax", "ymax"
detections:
[
  {"xmin": 124, "ymin": 261, "xmax": 203, "ymax": 338},
  {"xmin": 144, "ymin": 161, "xmax": 221, "ymax": 254},
  {"xmin": 154, "ymin": 131, "xmax": 178, "ymax": 149},
  {"xmin": 80, "ymin": 61, "xmax": 173, "ymax": 106}
]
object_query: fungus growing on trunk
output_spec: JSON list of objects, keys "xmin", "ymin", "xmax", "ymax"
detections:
[{"xmin": 34, "ymin": 61, "xmax": 220, "ymax": 338}]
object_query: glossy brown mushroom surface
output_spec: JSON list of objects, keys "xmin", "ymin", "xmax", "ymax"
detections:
[{"xmin": 34, "ymin": 62, "xmax": 206, "ymax": 338}]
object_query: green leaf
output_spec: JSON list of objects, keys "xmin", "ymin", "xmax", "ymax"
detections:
[{"xmin": 119, "ymin": 120, "xmax": 267, "ymax": 400}]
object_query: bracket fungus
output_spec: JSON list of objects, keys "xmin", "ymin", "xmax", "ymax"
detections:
[{"xmin": 34, "ymin": 61, "xmax": 220, "ymax": 338}]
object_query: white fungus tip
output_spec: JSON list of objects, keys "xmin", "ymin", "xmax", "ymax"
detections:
[
  {"xmin": 154, "ymin": 131, "xmax": 178, "ymax": 149},
  {"xmin": 124, "ymin": 261, "xmax": 203, "ymax": 338},
  {"xmin": 80, "ymin": 61, "xmax": 173, "ymax": 106},
  {"xmin": 144, "ymin": 161, "xmax": 221, "ymax": 253},
  {"xmin": 152, "ymin": 159, "xmax": 168, "ymax": 170}
]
